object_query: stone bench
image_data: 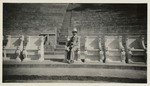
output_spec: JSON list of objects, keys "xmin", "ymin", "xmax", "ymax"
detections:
[
  {"xmin": 22, "ymin": 36, "xmax": 44, "ymax": 61},
  {"xmin": 84, "ymin": 36, "xmax": 104, "ymax": 62},
  {"xmin": 3, "ymin": 35, "xmax": 24, "ymax": 61},
  {"xmin": 104, "ymin": 36, "xmax": 125, "ymax": 63},
  {"xmin": 125, "ymin": 35, "xmax": 147, "ymax": 64}
]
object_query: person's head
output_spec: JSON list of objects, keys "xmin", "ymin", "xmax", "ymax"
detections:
[{"xmin": 72, "ymin": 28, "xmax": 77, "ymax": 36}]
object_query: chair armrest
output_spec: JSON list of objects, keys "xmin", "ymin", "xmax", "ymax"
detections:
[
  {"xmin": 39, "ymin": 37, "xmax": 44, "ymax": 50},
  {"xmin": 105, "ymin": 47, "xmax": 108, "ymax": 51},
  {"xmin": 130, "ymin": 49, "xmax": 145, "ymax": 52},
  {"xmin": 119, "ymin": 36, "xmax": 125, "ymax": 50},
  {"xmin": 119, "ymin": 41, "xmax": 124, "ymax": 49},
  {"xmin": 19, "ymin": 35, "xmax": 24, "ymax": 49},
  {"xmin": 128, "ymin": 49, "xmax": 133, "ymax": 55},
  {"xmin": 77, "ymin": 46, "xmax": 80, "ymax": 51},
  {"xmin": 141, "ymin": 36, "xmax": 147, "ymax": 50},
  {"xmin": 53, "ymin": 45, "xmax": 56, "ymax": 49},
  {"xmin": 108, "ymin": 49, "xmax": 120, "ymax": 52},
  {"xmin": 98, "ymin": 37, "xmax": 102, "ymax": 50}
]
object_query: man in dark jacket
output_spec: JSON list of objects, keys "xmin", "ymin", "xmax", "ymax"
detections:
[{"xmin": 66, "ymin": 28, "xmax": 79, "ymax": 64}]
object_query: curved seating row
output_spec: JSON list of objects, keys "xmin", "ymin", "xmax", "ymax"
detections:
[
  {"xmin": 3, "ymin": 35, "xmax": 147, "ymax": 64},
  {"xmin": 83, "ymin": 35, "xmax": 147, "ymax": 63},
  {"xmin": 3, "ymin": 35, "xmax": 44, "ymax": 61}
]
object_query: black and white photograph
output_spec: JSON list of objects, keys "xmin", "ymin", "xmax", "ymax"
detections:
[{"xmin": 1, "ymin": 0, "xmax": 149, "ymax": 85}]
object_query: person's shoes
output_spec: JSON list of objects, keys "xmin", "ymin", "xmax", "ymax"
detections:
[
  {"xmin": 71, "ymin": 60, "xmax": 74, "ymax": 63},
  {"xmin": 68, "ymin": 60, "xmax": 74, "ymax": 64},
  {"xmin": 68, "ymin": 60, "xmax": 71, "ymax": 64},
  {"xmin": 70, "ymin": 60, "xmax": 74, "ymax": 64}
]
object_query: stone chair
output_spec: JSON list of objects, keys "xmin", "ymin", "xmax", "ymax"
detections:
[
  {"xmin": 84, "ymin": 36, "xmax": 104, "ymax": 62},
  {"xmin": 22, "ymin": 36, "xmax": 44, "ymax": 61},
  {"xmin": 125, "ymin": 35, "xmax": 147, "ymax": 64},
  {"xmin": 3, "ymin": 35, "xmax": 24, "ymax": 61},
  {"xmin": 63, "ymin": 36, "xmax": 81, "ymax": 62},
  {"xmin": 104, "ymin": 36, "xmax": 126, "ymax": 63}
]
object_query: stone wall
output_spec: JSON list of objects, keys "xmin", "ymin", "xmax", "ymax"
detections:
[
  {"xmin": 3, "ymin": 3, "xmax": 68, "ymax": 36},
  {"xmin": 69, "ymin": 4, "xmax": 147, "ymax": 36},
  {"xmin": 67, "ymin": 4, "xmax": 147, "ymax": 48},
  {"xmin": 3, "ymin": 4, "xmax": 147, "ymax": 47}
]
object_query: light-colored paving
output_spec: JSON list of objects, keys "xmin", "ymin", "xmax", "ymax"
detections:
[
  {"xmin": 5, "ymin": 80, "xmax": 114, "ymax": 83},
  {"xmin": 3, "ymin": 60, "xmax": 146, "ymax": 68},
  {"xmin": 3, "ymin": 67, "xmax": 146, "ymax": 79}
]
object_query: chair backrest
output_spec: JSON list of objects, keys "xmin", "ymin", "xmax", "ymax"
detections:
[
  {"xmin": 143, "ymin": 35, "xmax": 147, "ymax": 48},
  {"xmin": 4, "ymin": 35, "xmax": 24, "ymax": 49},
  {"xmin": 126, "ymin": 35, "xmax": 143, "ymax": 49},
  {"xmin": 85, "ymin": 36, "xmax": 99, "ymax": 50},
  {"xmin": 105, "ymin": 36, "xmax": 121, "ymax": 49},
  {"xmin": 24, "ymin": 36, "xmax": 44, "ymax": 50}
]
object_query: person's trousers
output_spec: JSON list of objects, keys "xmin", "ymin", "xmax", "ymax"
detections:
[{"xmin": 67, "ymin": 46, "xmax": 78, "ymax": 61}]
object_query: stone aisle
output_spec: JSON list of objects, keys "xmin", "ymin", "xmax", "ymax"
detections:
[{"xmin": 3, "ymin": 60, "xmax": 147, "ymax": 83}]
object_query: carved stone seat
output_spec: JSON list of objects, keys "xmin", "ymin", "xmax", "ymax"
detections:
[
  {"xmin": 84, "ymin": 36, "xmax": 104, "ymax": 62},
  {"xmin": 3, "ymin": 35, "xmax": 24, "ymax": 61},
  {"xmin": 64, "ymin": 36, "xmax": 81, "ymax": 62},
  {"xmin": 104, "ymin": 36, "xmax": 126, "ymax": 63},
  {"xmin": 125, "ymin": 35, "xmax": 147, "ymax": 64},
  {"xmin": 22, "ymin": 36, "xmax": 44, "ymax": 61}
]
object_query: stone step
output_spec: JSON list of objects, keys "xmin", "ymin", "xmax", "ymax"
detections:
[
  {"xmin": 58, "ymin": 39, "xmax": 67, "ymax": 42},
  {"xmin": 58, "ymin": 38, "xmax": 67, "ymax": 40},
  {"xmin": 56, "ymin": 45, "xmax": 65, "ymax": 48},
  {"xmin": 58, "ymin": 35, "xmax": 66, "ymax": 37},
  {"xmin": 3, "ymin": 60, "xmax": 147, "ymax": 70},
  {"xmin": 58, "ymin": 35, "xmax": 67, "ymax": 38},
  {"xmin": 60, "ymin": 34, "xmax": 68, "ymax": 36},
  {"xmin": 60, "ymin": 32, "xmax": 68, "ymax": 34},
  {"xmin": 44, "ymin": 51, "xmax": 65, "ymax": 55},
  {"xmin": 54, "ymin": 51, "xmax": 65, "ymax": 55},
  {"xmin": 3, "ymin": 80, "xmax": 113, "ymax": 83},
  {"xmin": 3, "ymin": 61, "xmax": 147, "ymax": 83},
  {"xmin": 60, "ymin": 29, "xmax": 68, "ymax": 31},
  {"xmin": 58, "ymin": 42, "xmax": 66, "ymax": 45},
  {"xmin": 3, "ymin": 75, "xmax": 146, "ymax": 83},
  {"xmin": 44, "ymin": 51, "xmax": 55, "ymax": 55},
  {"xmin": 44, "ymin": 55, "xmax": 64, "ymax": 60},
  {"xmin": 58, "ymin": 36, "xmax": 67, "ymax": 40},
  {"xmin": 55, "ymin": 48, "xmax": 65, "ymax": 51},
  {"xmin": 60, "ymin": 32, "xmax": 68, "ymax": 35},
  {"xmin": 58, "ymin": 11, "xmax": 71, "ymax": 43}
]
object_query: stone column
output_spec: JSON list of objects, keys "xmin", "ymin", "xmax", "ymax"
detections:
[
  {"xmin": 98, "ymin": 36, "xmax": 104, "ymax": 62},
  {"xmin": 39, "ymin": 37, "xmax": 44, "ymax": 61},
  {"xmin": 22, "ymin": 36, "xmax": 30, "ymax": 61}
]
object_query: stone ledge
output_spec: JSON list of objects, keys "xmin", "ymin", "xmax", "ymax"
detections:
[
  {"xmin": 3, "ymin": 75, "xmax": 147, "ymax": 83},
  {"xmin": 3, "ymin": 60, "xmax": 147, "ymax": 70}
]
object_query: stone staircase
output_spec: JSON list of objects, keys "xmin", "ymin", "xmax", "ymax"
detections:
[
  {"xmin": 58, "ymin": 11, "xmax": 72, "ymax": 45},
  {"xmin": 44, "ymin": 45, "xmax": 65, "ymax": 55},
  {"xmin": 45, "ymin": 6, "xmax": 72, "ymax": 56}
]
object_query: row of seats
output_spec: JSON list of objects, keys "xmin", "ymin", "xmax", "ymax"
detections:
[
  {"xmin": 3, "ymin": 35, "xmax": 147, "ymax": 64},
  {"xmin": 3, "ymin": 35, "xmax": 44, "ymax": 61},
  {"xmin": 65, "ymin": 35, "xmax": 147, "ymax": 64}
]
